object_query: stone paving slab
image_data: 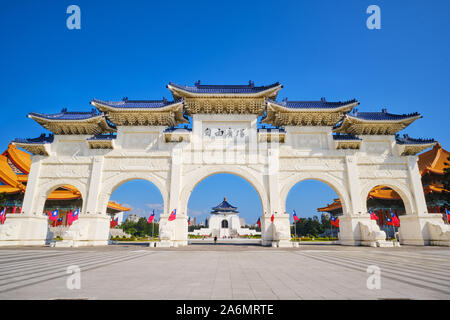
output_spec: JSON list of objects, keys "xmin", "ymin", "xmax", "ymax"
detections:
[{"xmin": 0, "ymin": 244, "xmax": 449, "ymax": 300}]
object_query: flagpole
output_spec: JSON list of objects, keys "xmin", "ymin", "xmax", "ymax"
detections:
[
  {"xmin": 294, "ymin": 211, "xmax": 297, "ymax": 241},
  {"xmin": 294, "ymin": 221, "xmax": 297, "ymax": 241},
  {"xmin": 331, "ymin": 221, "xmax": 334, "ymax": 240}
]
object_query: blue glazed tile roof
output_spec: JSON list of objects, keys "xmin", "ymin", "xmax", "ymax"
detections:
[
  {"xmin": 164, "ymin": 126, "xmax": 192, "ymax": 133},
  {"xmin": 333, "ymin": 134, "xmax": 361, "ymax": 141},
  {"xmin": 13, "ymin": 134, "xmax": 54, "ymax": 144},
  {"xmin": 87, "ymin": 133, "xmax": 117, "ymax": 141},
  {"xmin": 29, "ymin": 108, "xmax": 104, "ymax": 121},
  {"xmin": 348, "ymin": 108, "xmax": 421, "ymax": 121},
  {"xmin": 168, "ymin": 81, "xmax": 282, "ymax": 94},
  {"xmin": 395, "ymin": 134, "xmax": 434, "ymax": 145},
  {"xmin": 92, "ymin": 98, "xmax": 183, "ymax": 109},
  {"xmin": 257, "ymin": 127, "xmax": 286, "ymax": 133},
  {"xmin": 268, "ymin": 98, "xmax": 358, "ymax": 109},
  {"xmin": 212, "ymin": 198, "xmax": 239, "ymax": 213}
]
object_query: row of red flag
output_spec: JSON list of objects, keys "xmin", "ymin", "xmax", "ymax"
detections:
[
  {"xmin": 46, "ymin": 209, "xmax": 79, "ymax": 226},
  {"xmin": 0, "ymin": 206, "xmax": 22, "ymax": 224},
  {"xmin": 109, "ymin": 209, "xmax": 179, "ymax": 228},
  {"xmin": 369, "ymin": 209, "xmax": 400, "ymax": 227},
  {"xmin": 110, "ymin": 207, "xmax": 450, "ymax": 230}
]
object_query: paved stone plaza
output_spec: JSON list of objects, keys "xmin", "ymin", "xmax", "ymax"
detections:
[{"xmin": 0, "ymin": 243, "xmax": 449, "ymax": 300}]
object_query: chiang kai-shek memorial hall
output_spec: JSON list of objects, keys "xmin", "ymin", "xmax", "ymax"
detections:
[
  {"xmin": 190, "ymin": 197, "xmax": 260, "ymax": 238},
  {"xmin": 0, "ymin": 80, "xmax": 449, "ymax": 247}
]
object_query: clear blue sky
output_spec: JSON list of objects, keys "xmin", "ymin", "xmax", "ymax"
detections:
[{"xmin": 1, "ymin": 1, "xmax": 449, "ymax": 222}]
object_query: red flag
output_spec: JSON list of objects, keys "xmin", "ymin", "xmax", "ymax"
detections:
[
  {"xmin": 293, "ymin": 210, "xmax": 300, "ymax": 222},
  {"xmin": 391, "ymin": 210, "xmax": 400, "ymax": 227},
  {"xmin": 12, "ymin": 206, "xmax": 17, "ymax": 214},
  {"xmin": 67, "ymin": 210, "xmax": 74, "ymax": 226},
  {"xmin": 330, "ymin": 216, "xmax": 339, "ymax": 227},
  {"xmin": 56, "ymin": 217, "xmax": 63, "ymax": 226},
  {"xmin": 72, "ymin": 209, "xmax": 79, "ymax": 222},
  {"xmin": 369, "ymin": 210, "xmax": 379, "ymax": 220},
  {"xmin": 48, "ymin": 210, "xmax": 59, "ymax": 222},
  {"xmin": 0, "ymin": 208, "xmax": 6, "ymax": 225},
  {"xmin": 147, "ymin": 212, "xmax": 155, "ymax": 223},
  {"xmin": 270, "ymin": 214, "xmax": 274, "ymax": 223},
  {"xmin": 168, "ymin": 209, "xmax": 177, "ymax": 221},
  {"xmin": 256, "ymin": 217, "xmax": 261, "ymax": 228},
  {"xmin": 110, "ymin": 217, "xmax": 118, "ymax": 228}
]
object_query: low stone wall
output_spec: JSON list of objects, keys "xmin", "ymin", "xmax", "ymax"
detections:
[
  {"xmin": 49, "ymin": 226, "xmax": 70, "ymax": 237},
  {"xmin": 110, "ymin": 228, "xmax": 131, "ymax": 238}
]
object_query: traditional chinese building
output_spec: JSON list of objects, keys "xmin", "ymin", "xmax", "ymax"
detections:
[{"xmin": 190, "ymin": 198, "xmax": 259, "ymax": 238}]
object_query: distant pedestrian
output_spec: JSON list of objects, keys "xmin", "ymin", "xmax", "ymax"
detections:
[{"xmin": 214, "ymin": 236, "xmax": 217, "ymax": 244}]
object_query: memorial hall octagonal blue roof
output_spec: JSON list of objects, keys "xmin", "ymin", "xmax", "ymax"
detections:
[{"xmin": 211, "ymin": 198, "xmax": 239, "ymax": 214}]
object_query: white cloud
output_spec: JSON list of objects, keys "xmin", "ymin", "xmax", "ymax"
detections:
[
  {"xmin": 187, "ymin": 208, "xmax": 209, "ymax": 217},
  {"xmin": 129, "ymin": 207, "xmax": 147, "ymax": 217},
  {"xmin": 145, "ymin": 203, "xmax": 164, "ymax": 212}
]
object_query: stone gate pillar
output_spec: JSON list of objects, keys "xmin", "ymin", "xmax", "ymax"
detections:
[
  {"xmin": 0, "ymin": 156, "xmax": 50, "ymax": 246},
  {"xmin": 56, "ymin": 156, "xmax": 110, "ymax": 247},
  {"xmin": 261, "ymin": 147, "xmax": 291, "ymax": 247},
  {"xmin": 339, "ymin": 156, "xmax": 388, "ymax": 247},
  {"xmin": 399, "ymin": 156, "xmax": 449, "ymax": 245},
  {"xmin": 158, "ymin": 147, "xmax": 188, "ymax": 247}
]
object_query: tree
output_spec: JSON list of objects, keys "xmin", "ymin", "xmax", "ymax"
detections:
[
  {"xmin": 321, "ymin": 214, "xmax": 331, "ymax": 231},
  {"xmin": 0, "ymin": 193, "xmax": 7, "ymax": 207},
  {"xmin": 292, "ymin": 215, "xmax": 331, "ymax": 237}
]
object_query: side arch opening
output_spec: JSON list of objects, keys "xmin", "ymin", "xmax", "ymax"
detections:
[
  {"xmin": 105, "ymin": 179, "xmax": 164, "ymax": 240},
  {"xmin": 286, "ymin": 179, "xmax": 344, "ymax": 241}
]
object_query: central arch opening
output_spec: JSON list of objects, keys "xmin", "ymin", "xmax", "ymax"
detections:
[{"xmin": 186, "ymin": 173, "xmax": 262, "ymax": 244}]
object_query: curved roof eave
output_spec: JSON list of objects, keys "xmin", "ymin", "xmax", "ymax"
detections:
[
  {"xmin": 91, "ymin": 99, "xmax": 185, "ymax": 112},
  {"xmin": 167, "ymin": 83, "xmax": 283, "ymax": 99},
  {"xmin": 266, "ymin": 100, "xmax": 359, "ymax": 113}
]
